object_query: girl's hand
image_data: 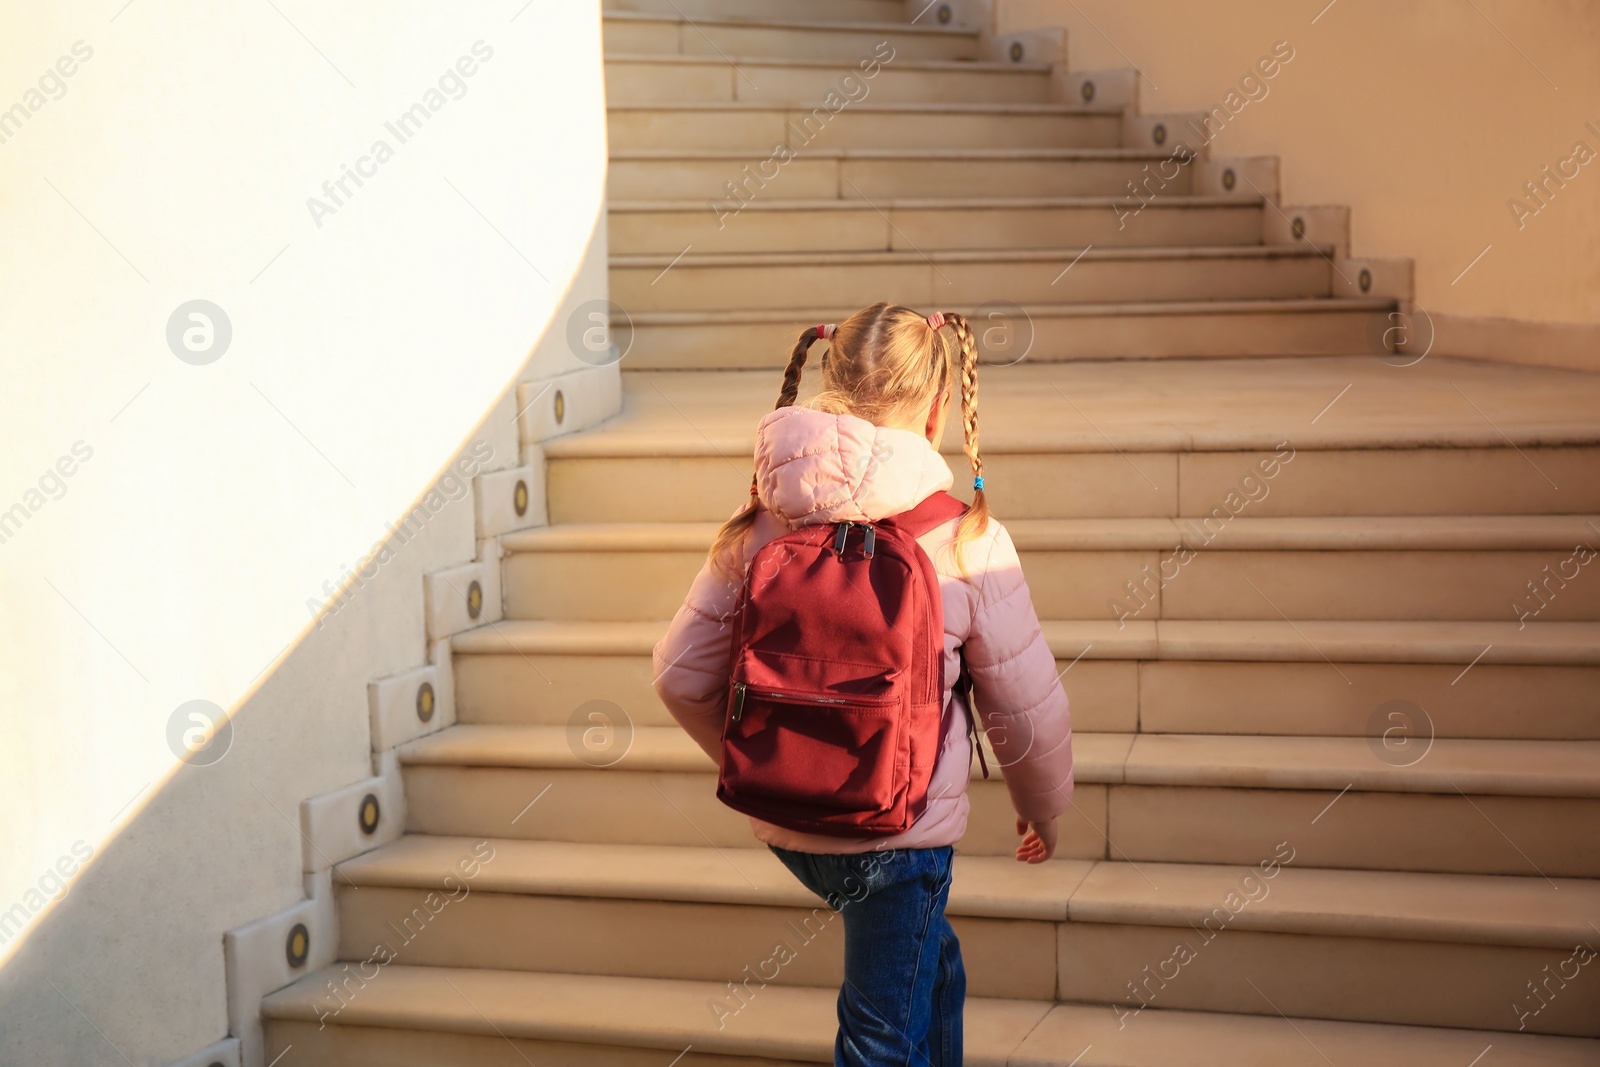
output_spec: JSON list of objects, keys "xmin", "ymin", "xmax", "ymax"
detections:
[{"xmin": 1014, "ymin": 816, "xmax": 1057, "ymax": 863}]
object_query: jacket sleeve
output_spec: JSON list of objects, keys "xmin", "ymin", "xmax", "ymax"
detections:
[
  {"xmin": 961, "ymin": 520, "xmax": 1075, "ymax": 822},
  {"xmin": 652, "ymin": 551, "xmax": 743, "ymax": 763}
]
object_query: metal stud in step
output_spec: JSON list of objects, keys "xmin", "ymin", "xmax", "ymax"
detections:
[
  {"xmin": 513, "ymin": 478, "xmax": 529, "ymax": 517},
  {"xmin": 1152, "ymin": 123, "xmax": 1167, "ymax": 146},
  {"xmin": 416, "ymin": 681, "xmax": 436, "ymax": 723},
  {"xmin": 553, "ymin": 389, "xmax": 565, "ymax": 426},
  {"xmin": 1359, "ymin": 268, "xmax": 1373, "ymax": 293},
  {"xmin": 1291, "ymin": 216, "xmax": 1306, "ymax": 240},
  {"xmin": 937, "ymin": 3, "xmax": 952, "ymax": 23},
  {"xmin": 1222, "ymin": 167, "xmax": 1236, "ymax": 191},
  {"xmin": 467, "ymin": 579, "xmax": 484, "ymax": 620},
  {"xmin": 285, "ymin": 923, "xmax": 310, "ymax": 969},
  {"xmin": 1080, "ymin": 79, "xmax": 1096, "ymax": 103},
  {"xmin": 1009, "ymin": 40, "xmax": 1024, "ymax": 62},
  {"xmin": 358, "ymin": 792, "xmax": 381, "ymax": 836}
]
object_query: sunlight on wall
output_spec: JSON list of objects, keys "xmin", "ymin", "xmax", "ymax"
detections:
[
  {"xmin": 0, "ymin": 0, "xmax": 606, "ymax": 1025},
  {"xmin": 1002, "ymin": 0, "xmax": 1600, "ymax": 328}
]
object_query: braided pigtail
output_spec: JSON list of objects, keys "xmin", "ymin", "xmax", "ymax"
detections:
[
  {"xmin": 943, "ymin": 311, "xmax": 990, "ymax": 572},
  {"xmin": 776, "ymin": 324, "xmax": 826, "ymax": 408},
  {"xmin": 708, "ymin": 324, "xmax": 830, "ymax": 577}
]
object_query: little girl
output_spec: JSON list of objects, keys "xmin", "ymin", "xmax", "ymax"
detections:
[{"xmin": 652, "ymin": 302, "xmax": 1074, "ymax": 1066}]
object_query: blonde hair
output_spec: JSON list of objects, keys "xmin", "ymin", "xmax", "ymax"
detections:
[{"xmin": 711, "ymin": 301, "xmax": 989, "ymax": 575}]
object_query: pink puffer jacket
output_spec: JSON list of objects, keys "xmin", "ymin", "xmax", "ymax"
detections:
[{"xmin": 652, "ymin": 405, "xmax": 1074, "ymax": 854}]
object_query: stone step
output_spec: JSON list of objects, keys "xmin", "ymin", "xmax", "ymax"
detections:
[
  {"xmin": 403, "ymin": 724, "xmax": 1600, "ymax": 798},
  {"xmin": 603, "ymin": 11, "xmax": 982, "ymax": 61},
  {"xmin": 330, "ymin": 838, "xmax": 1084, "ymax": 1002},
  {"xmin": 541, "ymin": 363, "xmax": 1600, "ymax": 521},
  {"xmin": 607, "ymin": 101, "xmax": 1123, "ymax": 152},
  {"xmin": 609, "ymin": 196, "xmax": 1265, "ymax": 257},
  {"xmin": 262, "ymin": 965, "xmax": 1600, "ymax": 1064},
  {"xmin": 609, "ymin": 147, "xmax": 1195, "ymax": 200},
  {"xmin": 606, "ymin": 53, "xmax": 1056, "ymax": 105},
  {"xmin": 452, "ymin": 617, "xmax": 1600, "ymax": 738},
  {"xmin": 606, "ymin": 0, "xmax": 910, "ymax": 23},
  {"xmin": 618, "ymin": 300, "xmax": 1391, "ymax": 367},
  {"xmin": 398, "ymin": 724, "xmax": 1600, "ymax": 875},
  {"xmin": 610, "ymin": 246, "xmax": 1334, "ymax": 313},
  {"xmin": 396, "ymin": 724, "xmax": 1105, "ymax": 863},
  {"xmin": 498, "ymin": 516, "xmax": 1600, "ymax": 623},
  {"xmin": 325, "ymin": 836, "xmax": 1600, "ymax": 1036},
  {"xmin": 549, "ymin": 441, "xmax": 1600, "ymax": 521}
]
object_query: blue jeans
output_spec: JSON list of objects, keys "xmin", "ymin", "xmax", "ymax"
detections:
[{"xmin": 769, "ymin": 844, "xmax": 964, "ymax": 1067}]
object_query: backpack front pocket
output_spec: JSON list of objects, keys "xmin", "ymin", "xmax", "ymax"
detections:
[{"xmin": 718, "ymin": 682, "xmax": 905, "ymax": 820}]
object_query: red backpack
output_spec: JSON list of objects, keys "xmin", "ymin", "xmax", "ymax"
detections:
[{"xmin": 716, "ymin": 491, "xmax": 987, "ymax": 837}]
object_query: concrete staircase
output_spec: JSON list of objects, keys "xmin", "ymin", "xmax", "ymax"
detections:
[{"xmin": 261, "ymin": 2, "xmax": 1600, "ymax": 1062}]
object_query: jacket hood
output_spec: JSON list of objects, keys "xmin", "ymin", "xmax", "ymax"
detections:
[{"xmin": 753, "ymin": 406, "xmax": 954, "ymax": 527}]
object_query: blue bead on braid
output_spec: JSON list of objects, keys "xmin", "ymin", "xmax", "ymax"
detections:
[{"xmin": 973, "ymin": 476, "xmax": 984, "ymax": 491}]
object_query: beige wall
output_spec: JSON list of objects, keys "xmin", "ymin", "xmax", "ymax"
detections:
[
  {"xmin": 1000, "ymin": 0, "xmax": 1600, "ymax": 359},
  {"xmin": 0, "ymin": 1, "xmax": 609, "ymax": 1063}
]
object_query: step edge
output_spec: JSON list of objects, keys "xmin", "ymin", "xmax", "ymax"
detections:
[
  {"xmin": 262, "ymin": 965, "xmax": 1047, "ymax": 1058},
  {"xmin": 397, "ymin": 724, "xmax": 1600, "ymax": 796},
  {"xmin": 448, "ymin": 618, "xmax": 1600, "ymax": 665},
  {"xmin": 262, "ymin": 965, "xmax": 1600, "ymax": 1052},
  {"xmin": 601, "ymin": 11, "xmax": 972, "ymax": 37},
  {"xmin": 607, "ymin": 101, "xmax": 1123, "ymax": 115},
  {"xmin": 610, "ymin": 147, "xmax": 1188, "ymax": 160},
  {"xmin": 605, "ymin": 51, "xmax": 1053, "ymax": 74},
  {"xmin": 608, "ymin": 195, "xmax": 1264, "ymax": 211},
  {"xmin": 608, "ymin": 244, "xmax": 1333, "ymax": 267},
  {"xmin": 603, "ymin": 10, "xmax": 981, "ymax": 36},
  {"xmin": 605, "ymin": 297, "xmax": 1394, "ymax": 323},
  {"xmin": 333, "ymin": 837, "xmax": 1600, "ymax": 948},
  {"xmin": 499, "ymin": 515, "xmax": 1600, "ymax": 553}
]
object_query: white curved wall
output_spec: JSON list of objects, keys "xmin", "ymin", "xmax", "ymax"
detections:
[{"xmin": 0, "ymin": 1, "xmax": 609, "ymax": 1062}]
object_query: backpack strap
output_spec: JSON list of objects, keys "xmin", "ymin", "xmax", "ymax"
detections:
[
  {"xmin": 955, "ymin": 664, "xmax": 990, "ymax": 780},
  {"xmin": 887, "ymin": 490, "xmax": 968, "ymax": 539},
  {"xmin": 884, "ymin": 491, "xmax": 992, "ymax": 780}
]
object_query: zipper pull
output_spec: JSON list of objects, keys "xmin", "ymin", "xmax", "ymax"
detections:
[
  {"xmin": 834, "ymin": 522, "xmax": 850, "ymax": 556},
  {"xmin": 731, "ymin": 682, "xmax": 747, "ymax": 722},
  {"xmin": 862, "ymin": 525, "xmax": 876, "ymax": 559}
]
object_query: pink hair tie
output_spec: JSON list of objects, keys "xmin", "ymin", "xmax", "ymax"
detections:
[
  {"xmin": 926, "ymin": 312, "xmax": 945, "ymax": 330},
  {"xmin": 817, "ymin": 324, "xmax": 836, "ymax": 340}
]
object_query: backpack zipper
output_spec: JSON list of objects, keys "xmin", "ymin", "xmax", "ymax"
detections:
[
  {"xmin": 832, "ymin": 521, "xmax": 877, "ymax": 559},
  {"xmin": 730, "ymin": 680, "xmax": 895, "ymax": 722}
]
